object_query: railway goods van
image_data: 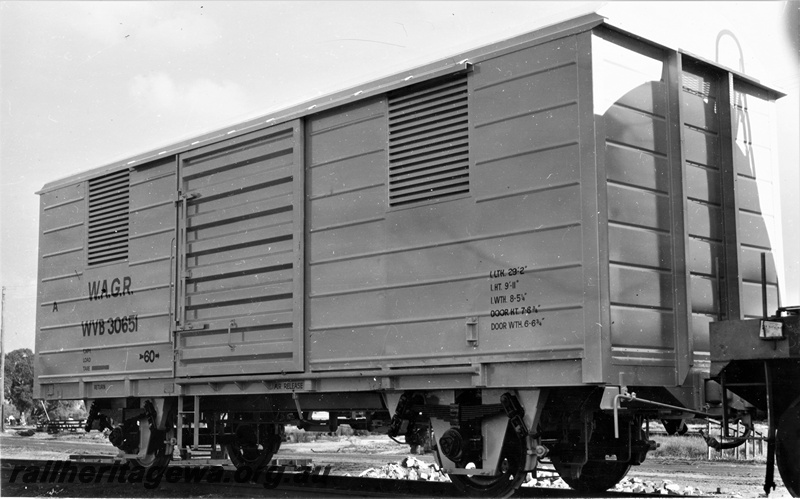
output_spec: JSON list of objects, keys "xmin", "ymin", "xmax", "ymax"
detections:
[{"xmin": 34, "ymin": 14, "xmax": 797, "ymax": 496}]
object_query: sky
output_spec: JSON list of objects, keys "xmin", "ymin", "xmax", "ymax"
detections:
[{"xmin": 1, "ymin": 1, "xmax": 798, "ymax": 353}]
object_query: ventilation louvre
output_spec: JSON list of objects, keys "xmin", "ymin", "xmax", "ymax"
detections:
[
  {"xmin": 87, "ymin": 169, "xmax": 130, "ymax": 266},
  {"xmin": 388, "ymin": 75, "xmax": 470, "ymax": 207},
  {"xmin": 682, "ymin": 73, "xmax": 712, "ymax": 98}
]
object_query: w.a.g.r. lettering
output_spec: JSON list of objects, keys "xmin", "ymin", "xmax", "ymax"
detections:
[{"xmin": 88, "ymin": 276, "xmax": 133, "ymax": 301}]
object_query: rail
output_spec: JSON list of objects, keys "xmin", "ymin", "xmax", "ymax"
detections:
[{"xmin": 1, "ymin": 457, "xmax": 703, "ymax": 498}]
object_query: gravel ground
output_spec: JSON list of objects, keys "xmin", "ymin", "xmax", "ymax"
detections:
[{"xmin": 1, "ymin": 428, "xmax": 793, "ymax": 497}]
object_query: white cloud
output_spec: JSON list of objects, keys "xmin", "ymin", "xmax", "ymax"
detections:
[
  {"xmin": 129, "ymin": 72, "xmax": 250, "ymax": 121},
  {"xmin": 183, "ymin": 78, "xmax": 249, "ymax": 116},
  {"xmin": 130, "ymin": 72, "xmax": 178, "ymax": 109}
]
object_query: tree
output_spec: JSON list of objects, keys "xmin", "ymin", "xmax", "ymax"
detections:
[
  {"xmin": 4, "ymin": 348, "xmax": 34, "ymax": 417},
  {"xmin": 48, "ymin": 400, "xmax": 87, "ymax": 420}
]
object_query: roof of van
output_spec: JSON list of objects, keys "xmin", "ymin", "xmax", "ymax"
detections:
[{"xmin": 38, "ymin": 12, "xmax": 784, "ymax": 194}]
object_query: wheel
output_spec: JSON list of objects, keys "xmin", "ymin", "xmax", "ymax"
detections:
[
  {"xmin": 225, "ymin": 422, "xmax": 283, "ymax": 472},
  {"xmin": 123, "ymin": 401, "xmax": 176, "ymax": 469},
  {"xmin": 550, "ymin": 415, "xmax": 632, "ymax": 493},
  {"xmin": 435, "ymin": 423, "xmax": 527, "ymax": 498},
  {"xmin": 776, "ymin": 396, "xmax": 800, "ymax": 497},
  {"xmin": 130, "ymin": 425, "xmax": 174, "ymax": 469},
  {"xmin": 551, "ymin": 458, "xmax": 631, "ymax": 493}
]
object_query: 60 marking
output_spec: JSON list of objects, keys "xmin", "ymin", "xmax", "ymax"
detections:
[{"xmin": 140, "ymin": 350, "xmax": 160, "ymax": 363}]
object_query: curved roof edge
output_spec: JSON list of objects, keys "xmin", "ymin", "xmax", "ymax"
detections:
[{"xmin": 38, "ymin": 12, "xmax": 606, "ymax": 194}]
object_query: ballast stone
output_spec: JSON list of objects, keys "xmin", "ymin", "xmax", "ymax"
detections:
[{"xmin": 358, "ymin": 458, "xmax": 709, "ymax": 496}]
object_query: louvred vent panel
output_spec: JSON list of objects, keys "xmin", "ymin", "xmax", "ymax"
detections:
[
  {"xmin": 682, "ymin": 73, "xmax": 712, "ymax": 98},
  {"xmin": 87, "ymin": 169, "xmax": 129, "ymax": 266},
  {"xmin": 388, "ymin": 75, "xmax": 470, "ymax": 207}
]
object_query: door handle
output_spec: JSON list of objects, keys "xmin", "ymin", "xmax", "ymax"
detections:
[{"xmin": 228, "ymin": 320, "xmax": 238, "ymax": 350}]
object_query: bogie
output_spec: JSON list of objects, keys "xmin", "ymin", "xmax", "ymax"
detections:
[
  {"xmin": 223, "ymin": 417, "xmax": 283, "ymax": 473},
  {"xmin": 102, "ymin": 399, "xmax": 176, "ymax": 470}
]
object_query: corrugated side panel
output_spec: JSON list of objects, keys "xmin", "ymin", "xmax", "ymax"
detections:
[
  {"xmin": 307, "ymin": 36, "xmax": 585, "ymax": 373},
  {"xmin": 681, "ymin": 65, "xmax": 724, "ymax": 369},
  {"xmin": 36, "ymin": 160, "xmax": 176, "ymax": 394},
  {"xmin": 732, "ymin": 82, "xmax": 781, "ymax": 318},
  {"xmin": 594, "ymin": 35, "xmax": 679, "ymax": 369},
  {"xmin": 36, "ymin": 182, "xmax": 87, "ymax": 389},
  {"xmin": 176, "ymin": 123, "xmax": 304, "ymax": 376}
]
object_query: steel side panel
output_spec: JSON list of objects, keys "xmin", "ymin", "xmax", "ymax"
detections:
[
  {"xmin": 307, "ymin": 35, "xmax": 592, "ymax": 375},
  {"xmin": 35, "ymin": 162, "xmax": 177, "ymax": 388},
  {"xmin": 592, "ymin": 32, "xmax": 683, "ymax": 376},
  {"xmin": 732, "ymin": 82, "xmax": 781, "ymax": 319},
  {"xmin": 680, "ymin": 64, "xmax": 730, "ymax": 376}
]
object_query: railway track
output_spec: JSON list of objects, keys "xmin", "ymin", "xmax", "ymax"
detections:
[{"xmin": 1, "ymin": 458, "xmax": 700, "ymax": 498}]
